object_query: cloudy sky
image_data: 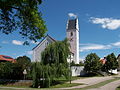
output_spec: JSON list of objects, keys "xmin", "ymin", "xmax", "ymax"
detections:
[{"xmin": 1, "ymin": 0, "xmax": 120, "ymax": 61}]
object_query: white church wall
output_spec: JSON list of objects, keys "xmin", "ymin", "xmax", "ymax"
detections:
[
  {"xmin": 108, "ymin": 69, "xmax": 118, "ymax": 74},
  {"xmin": 33, "ymin": 35, "xmax": 55, "ymax": 62},
  {"xmin": 71, "ymin": 66, "xmax": 85, "ymax": 76}
]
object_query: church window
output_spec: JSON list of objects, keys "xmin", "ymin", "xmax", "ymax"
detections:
[
  {"xmin": 71, "ymin": 32, "xmax": 73, "ymax": 36},
  {"xmin": 45, "ymin": 41, "xmax": 49, "ymax": 47}
]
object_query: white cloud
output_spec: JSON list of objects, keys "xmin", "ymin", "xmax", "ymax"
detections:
[
  {"xmin": 112, "ymin": 41, "xmax": 120, "ymax": 47},
  {"xmin": 27, "ymin": 51, "xmax": 33, "ymax": 55},
  {"xmin": 68, "ymin": 13, "xmax": 77, "ymax": 18},
  {"xmin": 80, "ymin": 43, "xmax": 111, "ymax": 52},
  {"xmin": 12, "ymin": 40, "xmax": 23, "ymax": 45},
  {"xmin": 80, "ymin": 41, "xmax": 120, "ymax": 52},
  {"xmin": 90, "ymin": 17, "xmax": 120, "ymax": 30}
]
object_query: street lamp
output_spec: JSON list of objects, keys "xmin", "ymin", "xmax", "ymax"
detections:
[{"xmin": 23, "ymin": 69, "xmax": 27, "ymax": 80}]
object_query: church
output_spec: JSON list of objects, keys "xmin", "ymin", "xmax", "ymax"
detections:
[{"xmin": 32, "ymin": 17, "xmax": 79, "ymax": 64}]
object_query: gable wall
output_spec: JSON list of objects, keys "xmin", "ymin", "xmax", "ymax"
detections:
[{"xmin": 33, "ymin": 37, "xmax": 55, "ymax": 62}]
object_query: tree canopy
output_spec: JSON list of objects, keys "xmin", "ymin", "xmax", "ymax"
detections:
[
  {"xmin": 105, "ymin": 53, "xmax": 118, "ymax": 70},
  {"xmin": 41, "ymin": 38, "xmax": 70, "ymax": 65},
  {"xmin": 84, "ymin": 53, "xmax": 102, "ymax": 73},
  {"xmin": 0, "ymin": 0, "xmax": 47, "ymax": 43},
  {"xmin": 16, "ymin": 55, "xmax": 31, "ymax": 70},
  {"xmin": 32, "ymin": 38, "xmax": 70, "ymax": 88},
  {"xmin": 0, "ymin": 55, "xmax": 32, "ymax": 80}
]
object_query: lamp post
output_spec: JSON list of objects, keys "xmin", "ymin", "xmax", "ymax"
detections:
[{"xmin": 23, "ymin": 69, "xmax": 27, "ymax": 80}]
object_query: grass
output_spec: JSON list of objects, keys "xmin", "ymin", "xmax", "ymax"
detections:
[
  {"xmin": 74, "ymin": 77, "xmax": 120, "ymax": 90},
  {"xmin": 0, "ymin": 76, "xmax": 85, "ymax": 90},
  {"xmin": 0, "ymin": 75, "xmax": 104, "ymax": 90},
  {"xmin": 50, "ymin": 83, "xmax": 84, "ymax": 88}
]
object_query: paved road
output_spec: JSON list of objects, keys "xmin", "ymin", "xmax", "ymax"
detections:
[
  {"xmin": 89, "ymin": 79, "xmax": 120, "ymax": 90},
  {"xmin": 60, "ymin": 76, "xmax": 114, "ymax": 89}
]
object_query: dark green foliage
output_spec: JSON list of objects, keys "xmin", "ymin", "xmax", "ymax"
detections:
[
  {"xmin": 105, "ymin": 53, "xmax": 118, "ymax": 71},
  {"xmin": 0, "ymin": 0, "xmax": 47, "ymax": 43},
  {"xmin": 71, "ymin": 61, "xmax": 75, "ymax": 66},
  {"xmin": 15, "ymin": 56, "xmax": 32, "ymax": 79},
  {"xmin": 32, "ymin": 63, "xmax": 39, "ymax": 88},
  {"xmin": 70, "ymin": 61, "xmax": 84, "ymax": 66},
  {"xmin": 32, "ymin": 39, "xmax": 70, "ymax": 88},
  {"xmin": 0, "ymin": 56, "xmax": 32, "ymax": 80},
  {"xmin": 32, "ymin": 63, "xmax": 51, "ymax": 88},
  {"xmin": 41, "ymin": 38, "xmax": 70, "ymax": 65},
  {"xmin": 0, "ymin": 62, "xmax": 13, "ymax": 79},
  {"xmin": 84, "ymin": 53, "xmax": 102, "ymax": 73},
  {"xmin": 16, "ymin": 56, "xmax": 31, "ymax": 70},
  {"xmin": 32, "ymin": 62, "xmax": 69, "ymax": 88},
  {"xmin": 79, "ymin": 61, "xmax": 84, "ymax": 66}
]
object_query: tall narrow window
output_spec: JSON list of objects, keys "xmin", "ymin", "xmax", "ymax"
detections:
[{"xmin": 71, "ymin": 32, "xmax": 73, "ymax": 36}]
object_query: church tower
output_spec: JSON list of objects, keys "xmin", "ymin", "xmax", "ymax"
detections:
[{"xmin": 66, "ymin": 18, "xmax": 79, "ymax": 64}]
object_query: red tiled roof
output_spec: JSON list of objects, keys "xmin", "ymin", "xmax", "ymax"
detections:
[
  {"xmin": 0, "ymin": 55, "xmax": 16, "ymax": 63},
  {"xmin": 100, "ymin": 59, "xmax": 106, "ymax": 64}
]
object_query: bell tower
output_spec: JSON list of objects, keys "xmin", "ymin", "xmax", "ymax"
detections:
[{"xmin": 66, "ymin": 17, "xmax": 79, "ymax": 64}]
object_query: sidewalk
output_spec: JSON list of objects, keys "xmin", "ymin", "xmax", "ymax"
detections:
[
  {"xmin": 59, "ymin": 76, "xmax": 113, "ymax": 89},
  {"xmin": 89, "ymin": 79, "xmax": 120, "ymax": 90}
]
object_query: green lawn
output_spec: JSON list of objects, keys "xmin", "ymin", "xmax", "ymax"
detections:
[
  {"xmin": 50, "ymin": 83, "xmax": 84, "ymax": 88},
  {"xmin": 0, "ymin": 76, "xmax": 104, "ymax": 90}
]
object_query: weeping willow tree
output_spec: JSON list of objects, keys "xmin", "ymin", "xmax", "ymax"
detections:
[
  {"xmin": 41, "ymin": 38, "xmax": 70, "ymax": 65},
  {"xmin": 32, "ymin": 38, "xmax": 70, "ymax": 88},
  {"xmin": 41, "ymin": 38, "xmax": 70, "ymax": 84}
]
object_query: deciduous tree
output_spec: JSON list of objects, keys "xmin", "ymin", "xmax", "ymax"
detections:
[
  {"xmin": 41, "ymin": 38, "xmax": 70, "ymax": 65},
  {"xmin": 84, "ymin": 53, "xmax": 102, "ymax": 73},
  {"xmin": 32, "ymin": 38, "xmax": 70, "ymax": 88},
  {"xmin": 105, "ymin": 53, "xmax": 118, "ymax": 72},
  {"xmin": 0, "ymin": 0, "xmax": 47, "ymax": 43}
]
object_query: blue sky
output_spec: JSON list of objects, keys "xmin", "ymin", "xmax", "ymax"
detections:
[{"xmin": 1, "ymin": 0, "xmax": 120, "ymax": 61}]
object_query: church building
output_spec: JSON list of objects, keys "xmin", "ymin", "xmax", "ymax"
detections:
[
  {"xmin": 32, "ymin": 35, "xmax": 56, "ymax": 62},
  {"xmin": 32, "ymin": 17, "xmax": 79, "ymax": 64}
]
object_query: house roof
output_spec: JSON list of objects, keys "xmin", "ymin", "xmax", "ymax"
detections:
[
  {"xmin": 100, "ymin": 58, "xmax": 106, "ymax": 64},
  {"xmin": 0, "ymin": 55, "xmax": 16, "ymax": 63},
  {"xmin": 32, "ymin": 34, "xmax": 56, "ymax": 50},
  {"xmin": 67, "ymin": 19, "xmax": 77, "ymax": 30}
]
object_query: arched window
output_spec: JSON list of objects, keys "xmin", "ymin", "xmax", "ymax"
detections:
[{"xmin": 71, "ymin": 32, "xmax": 73, "ymax": 36}]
